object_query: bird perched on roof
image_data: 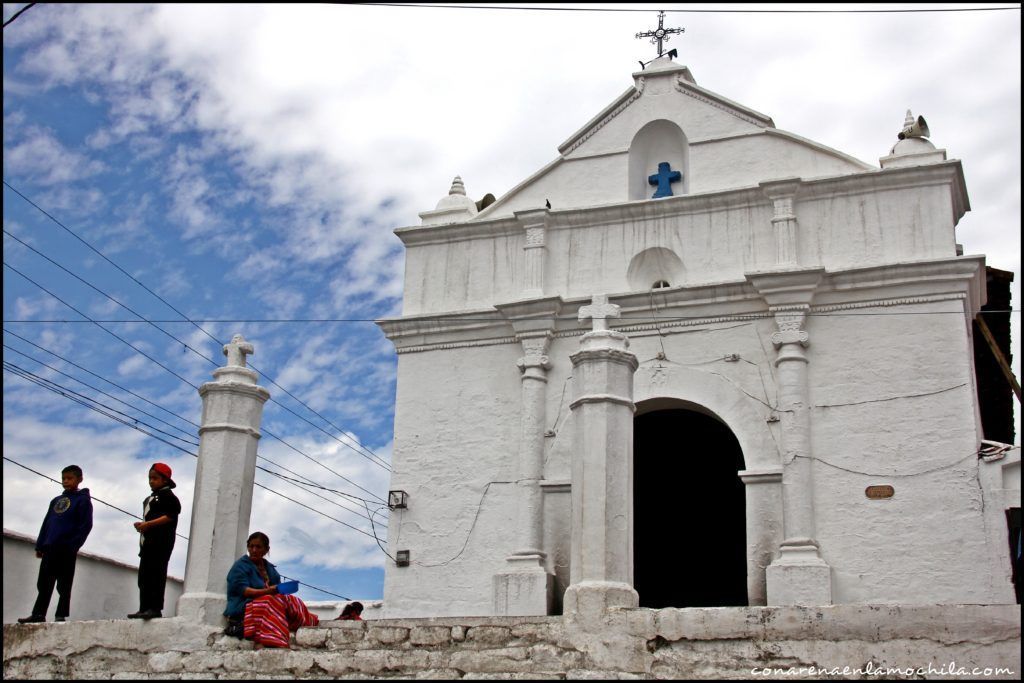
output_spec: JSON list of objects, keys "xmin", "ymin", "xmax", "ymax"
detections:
[{"xmin": 545, "ymin": 199, "xmax": 551, "ymax": 209}]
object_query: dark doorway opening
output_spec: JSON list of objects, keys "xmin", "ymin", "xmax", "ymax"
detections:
[{"xmin": 634, "ymin": 407, "xmax": 747, "ymax": 608}]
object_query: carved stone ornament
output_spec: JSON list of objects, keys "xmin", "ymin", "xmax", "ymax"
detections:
[
  {"xmin": 770, "ymin": 310, "xmax": 809, "ymax": 348},
  {"xmin": 517, "ymin": 354, "xmax": 553, "ymax": 373},
  {"xmin": 525, "ymin": 226, "xmax": 546, "ymax": 248}
]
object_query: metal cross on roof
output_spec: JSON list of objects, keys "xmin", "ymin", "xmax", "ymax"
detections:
[{"xmin": 635, "ymin": 10, "xmax": 684, "ymax": 59}]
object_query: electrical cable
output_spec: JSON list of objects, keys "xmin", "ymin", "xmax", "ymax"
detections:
[
  {"xmin": 3, "ymin": 180, "xmax": 390, "ymax": 470},
  {"xmin": 3, "ymin": 361, "xmax": 387, "ymax": 529},
  {"xmin": 2, "ymin": 454, "xmax": 357, "ymax": 600},
  {"xmin": 2, "ymin": 455, "xmax": 190, "ymax": 541},
  {"xmin": 3, "ymin": 343, "xmax": 202, "ymax": 445},
  {"xmin": 3, "ymin": 328, "xmax": 385, "ymax": 511},
  {"xmin": 3, "ymin": 327, "xmax": 202, "ymax": 428},
  {"xmin": 355, "ymin": 3, "xmax": 1020, "ymax": 14},
  {"xmin": 1, "ymin": 261, "xmax": 388, "ymax": 503},
  {"xmin": 4, "ymin": 310, "xmax": 1018, "ymax": 323},
  {"xmin": 3, "ymin": 227, "xmax": 391, "ymax": 472}
]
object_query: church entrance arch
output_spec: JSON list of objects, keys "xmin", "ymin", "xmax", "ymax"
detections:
[{"xmin": 633, "ymin": 399, "xmax": 748, "ymax": 608}]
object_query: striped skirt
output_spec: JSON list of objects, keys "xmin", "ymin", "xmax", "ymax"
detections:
[{"xmin": 243, "ymin": 594, "xmax": 319, "ymax": 648}]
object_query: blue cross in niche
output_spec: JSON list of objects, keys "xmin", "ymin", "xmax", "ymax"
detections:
[{"xmin": 648, "ymin": 161, "xmax": 682, "ymax": 198}]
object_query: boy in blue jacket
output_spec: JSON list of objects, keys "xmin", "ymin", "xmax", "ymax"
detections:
[{"xmin": 18, "ymin": 465, "xmax": 94, "ymax": 623}]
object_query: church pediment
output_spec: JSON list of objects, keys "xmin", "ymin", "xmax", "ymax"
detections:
[{"xmin": 476, "ymin": 58, "xmax": 873, "ymax": 221}]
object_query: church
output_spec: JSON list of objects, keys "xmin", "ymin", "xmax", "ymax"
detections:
[{"xmin": 376, "ymin": 48, "xmax": 1019, "ymax": 618}]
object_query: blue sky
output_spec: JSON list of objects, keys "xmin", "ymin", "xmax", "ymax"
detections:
[{"xmin": 3, "ymin": 3, "xmax": 1021, "ymax": 606}]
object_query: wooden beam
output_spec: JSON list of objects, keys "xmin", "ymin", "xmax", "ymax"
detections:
[{"xmin": 975, "ymin": 314, "xmax": 1021, "ymax": 403}]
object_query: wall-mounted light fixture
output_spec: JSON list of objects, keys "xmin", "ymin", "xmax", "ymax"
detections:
[
  {"xmin": 396, "ymin": 550, "xmax": 410, "ymax": 567},
  {"xmin": 388, "ymin": 490, "xmax": 408, "ymax": 509}
]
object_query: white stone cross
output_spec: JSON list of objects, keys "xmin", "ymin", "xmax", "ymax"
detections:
[
  {"xmin": 223, "ymin": 334, "xmax": 254, "ymax": 368},
  {"xmin": 579, "ymin": 294, "xmax": 621, "ymax": 332}
]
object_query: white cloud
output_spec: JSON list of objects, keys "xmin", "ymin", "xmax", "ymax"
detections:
[{"xmin": 3, "ymin": 126, "xmax": 106, "ymax": 186}]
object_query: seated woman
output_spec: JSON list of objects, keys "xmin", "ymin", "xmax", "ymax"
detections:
[{"xmin": 225, "ymin": 531, "xmax": 319, "ymax": 648}]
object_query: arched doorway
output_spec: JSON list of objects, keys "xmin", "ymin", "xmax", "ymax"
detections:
[{"xmin": 633, "ymin": 404, "xmax": 748, "ymax": 608}]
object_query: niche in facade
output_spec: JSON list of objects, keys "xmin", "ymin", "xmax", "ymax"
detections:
[
  {"xmin": 628, "ymin": 119, "xmax": 689, "ymax": 201},
  {"xmin": 627, "ymin": 247, "xmax": 684, "ymax": 292}
]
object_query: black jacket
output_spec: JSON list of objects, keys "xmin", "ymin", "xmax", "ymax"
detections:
[{"xmin": 139, "ymin": 486, "xmax": 180, "ymax": 556}]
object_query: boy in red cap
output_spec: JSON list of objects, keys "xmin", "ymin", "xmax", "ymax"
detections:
[{"xmin": 128, "ymin": 462, "xmax": 181, "ymax": 619}]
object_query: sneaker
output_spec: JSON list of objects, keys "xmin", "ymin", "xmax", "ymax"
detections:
[
  {"xmin": 54, "ymin": 616, "xmax": 66, "ymax": 622},
  {"xmin": 17, "ymin": 615, "xmax": 45, "ymax": 624},
  {"xmin": 127, "ymin": 610, "xmax": 146, "ymax": 619},
  {"xmin": 138, "ymin": 609, "xmax": 162, "ymax": 619}
]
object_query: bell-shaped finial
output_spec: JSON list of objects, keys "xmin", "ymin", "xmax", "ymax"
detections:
[
  {"xmin": 903, "ymin": 109, "xmax": 915, "ymax": 129},
  {"xmin": 449, "ymin": 176, "xmax": 466, "ymax": 196}
]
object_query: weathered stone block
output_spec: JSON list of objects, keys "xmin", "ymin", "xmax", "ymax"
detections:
[
  {"xmin": 449, "ymin": 647, "xmax": 531, "ymax": 673},
  {"xmin": 451, "ymin": 625, "xmax": 467, "ymax": 642},
  {"xmin": 410, "ymin": 625, "xmax": 452, "ymax": 646},
  {"xmin": 312, "ymin": 651, "xmax": 357, "ymax": 676},
  {"xmin": 466, "ymin": 625, "xmax": 512, "ymax": 646},
  {"xmin": 415, "ymin": 668, "xmax": 467, "ymax": 679},
  {"xmin": 296, "ymin": 627, "xmax": 329, "ymax": 648},
  {"xmin": 147, "ymin": 650, "xmax": 184, "ymax": 673},
  {"xmin": 351, "ymin": 649, "xmax": 389, "ymax": 673},
  {"xmin": 326, "ymin": 623, "xmax": 367, "ymax": 647},
  {"xmin": 510, "ymin": 621, "xmax": 561, "ymax": 643},
  {"xmin": 528, "ymin": 643, "xmax": 584, "ymax": 670},
  {"xmin": 367, "ymin": 625, "xmax": 410, "ymax": 645}
]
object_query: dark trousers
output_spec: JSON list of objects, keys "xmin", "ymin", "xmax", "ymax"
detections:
[
  {"xmin": 138, "ymin": 546, "xmax": 172, "ymax": 612},
  {"xmin": 32, "ymin": 547, "xmax": 78, "ymax": 618}
]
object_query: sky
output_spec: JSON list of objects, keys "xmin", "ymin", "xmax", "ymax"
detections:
[{"xmin": 3, "ymin": 3, "xmax": 1021, "ymax": 607}]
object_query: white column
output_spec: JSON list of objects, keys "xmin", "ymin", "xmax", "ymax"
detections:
[
  {"xmin": 746, "ymin": 270, "xmax": 831, "ymax": 606},
  {"xmin": 738, "ymin": 468, "xmax": 783, "ymax": 606},
  {"xmin": 177, "ymin": 335, "xmax": 270, "ymax": 625},
  {"xmin": 516, "ymin": 208, "xmax": 549, "ymax": 299},
  {"xmin": 563, "ymin": 295, "xmax": 640, "ymax": 619},
  {"xmin": 494, "ymin": 334, "xmax": 555, "ymax": 615},
  {"xmin": 760, "ymin": 178, "xmax": 801, "ymax": 267}
]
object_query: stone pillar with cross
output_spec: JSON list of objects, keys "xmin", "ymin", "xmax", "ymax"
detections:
[
  {"xmin": 563, "ymin": 295, "xmax": 640, "ymax": 619},
  {"xmin": 746, "ymin": 270, "xmax": 832, "ymax": 607},
  {"xmin": 177, "ymin": 334, "xmax": 271, "ymax": 625}
]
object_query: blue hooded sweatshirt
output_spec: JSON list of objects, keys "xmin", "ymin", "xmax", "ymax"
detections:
[{"xmin": 36, "ymin": 487, "xmax": 93, "ymax": 552}]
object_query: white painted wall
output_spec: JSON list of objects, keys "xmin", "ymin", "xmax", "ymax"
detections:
[
  {"xmin": 378, "ymin": 58, "xmax": 1015, "ymax": 618},
  {"xmin": 3, "ymin": 529, "xmax": 183, "ymax": 623}
]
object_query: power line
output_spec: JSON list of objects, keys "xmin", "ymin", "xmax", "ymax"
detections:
[
  {"xmin": 2, "ymin": 2, "xmax": 36, "ymax": 28},
  {"xmin": 3, "ymin": 226, "xmax": 391, "ymax": 472},
  {"xmin": 1, "ymin": 259, "xmax": 388, "ymax": 503},
  {"xmin": 4, "ymin": 343, "xmax": 202, "ymax": 445},
  {"xmin": 3, "ymin": 261, "xmax": 201, "ymax": 389},
  {"xmin": 4, "ymin": 360, "xmax": 204, "ymax": 455},
  {"xmin": 3, "ymin": 327, "xmax": 202, "ymax": 429},
  {"xmin": 3, "ymin": 361, "xmax": 388, "ymax": 535},
  {"xmin": 356, "ymin": 3, "xmax": 1020, "ymax": 14},
  {"xmin": 3, "ymin": 180, "xmax": 389, "ymax": 471},
  {"xmin": 1, "ymin": 454, "xmax": 356, "ymax": 601},
  {"xmin": 2, "ymin": 353, "xmax": 387, "ymax": 519},
  {"xmin": 2, "ymin": 455, "xmax": 189, "ymax": 542},
  {"xmin": 2, "ymin": 326, "xmax": 387, "ymax": 510},
  {"xmin": 4, "ymin": 310, "xmax": 1019, "ymax": 323}
]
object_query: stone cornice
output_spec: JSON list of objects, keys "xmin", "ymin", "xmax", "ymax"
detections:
[
  {"xmin": 801, "ymin": 159, "xmax": 970, "ymax": 223},
  {"xmin": 558, "ymin": 85, "xmax": 644, "ymax": 156},
  {"xmin": 674, "ymin": 77, "xmax": 774, "ymax": 128},
  {"xmin": 378, "ymin": 257, "xmax": 985, "ymax": 355},
  {"xmin": 198, "ymin": 381, "xmax": 270, "ymax": 402},
  {"xmin": 393, "ymin": 162, "xmax": 968, "ymax": 248}
]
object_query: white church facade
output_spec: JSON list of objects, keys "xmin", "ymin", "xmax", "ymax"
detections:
[{"xmin": 377, "ymin": 56, "xmax": 1019, "ymax": 618}]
